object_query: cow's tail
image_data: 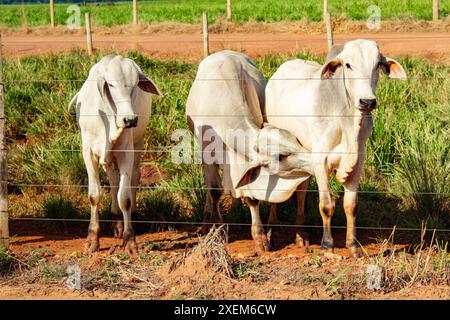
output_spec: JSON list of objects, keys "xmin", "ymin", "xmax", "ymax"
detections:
[{"xmin": 67, "ymin": 93, "xmax": 79, "ymax": 112}]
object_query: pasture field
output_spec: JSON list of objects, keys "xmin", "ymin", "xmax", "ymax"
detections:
[
  {"xmin": 0, "ymin": 49, "xmax": 449, "ymax": 299},
  {"xmin": 1, "ymin": 0, "xmax": 449, "ymax": 28},
  {"xmin": 3, "ymin": 49, "xmax": 449, "ymax": 233}
]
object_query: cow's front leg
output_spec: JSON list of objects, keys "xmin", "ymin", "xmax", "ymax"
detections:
[
  {"xmin": 314, "ymin": 158, "xmax": 335, "ymax": 251},
  {"xmin": 83, "ymin": 148, "xmax": 101, "ymax": 254},
  {"xmin": 117, "ymin": 154, "xmax": 138, "ymax": 255},
  {"xmin": 244, "ymin": 197, "xmax": 271, "ymax": 254},
  {"xmin": 343, "ymin": 182, "xmax": 362, "ymax": 258}
]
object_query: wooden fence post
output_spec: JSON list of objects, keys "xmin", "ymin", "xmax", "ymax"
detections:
[
  {"xmin": 325, "ymin": 12, "xmax": 334, "ymax": 52},
  {"xmin": 133, "ymin": 0, "xmax": 138, "ymax": 25},
  {"xmin": 50, "ymin": 0, "xmax": 55, "ymax": 28},
  {"xmin": 323, "ymin": 0, "xmax": 328, "ymax": 20},
  {"xmin": 202, "ymin": 12, "xmax": 209, "ymax": 58},
  {"xmin": 227, "ymin": 0, "xmax": 232, "ymax": 22},
  {"xmin": 0, "ymin": 34, "xmax": 9, "ymax": 250},
  {"xmin": 85, "ymin": 13, "xmax": 93, "ymax": 55},
  {"xmin": 433, "ymin": 0, "xmax": 439, "ymax": 21}
]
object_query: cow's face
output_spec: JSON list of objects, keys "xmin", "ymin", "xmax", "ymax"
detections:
[
  {"xmin": 321, "ymin": 40, "xmax": 407, "ymax": 113},
  {"xmin": 235, "ymin": 125, "xmax": 312, "ymax": 188},
  {"xmin": 97, "ymin": 56, "xmax": 161, "ymax": 128}
]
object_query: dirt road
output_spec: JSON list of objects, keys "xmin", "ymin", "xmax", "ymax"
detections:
[{"xmin": 3, "ymin": 32, "xmax": 450, "ymax": 64}]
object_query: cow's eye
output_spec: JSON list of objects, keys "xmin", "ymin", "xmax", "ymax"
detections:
[
  {"xmin": 345, "ymin": 63, "xmax": 352, "ymax": 70},
  {"xmin": 108, "ymin": 83, "xmax": 114, "ymax": 88}
]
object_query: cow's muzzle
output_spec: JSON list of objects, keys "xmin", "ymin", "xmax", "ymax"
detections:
[
  {"xmin": 358, "ymin": 98, "xmax": 377, "ymax": 111},
  {"xmin": 123, "ymin": 117, "xmax": 138, "ymax": 128}
]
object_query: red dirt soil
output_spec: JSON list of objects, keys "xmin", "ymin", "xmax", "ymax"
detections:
[{"xmin": 3, "ymin": 32, "xmax": 450, "ymax": 64}]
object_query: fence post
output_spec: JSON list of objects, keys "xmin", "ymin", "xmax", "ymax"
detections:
[
  {"xmin": 0, "ymin": 34, "xmax": 9, "ymax": 250},
  {"xmin": 133, "ymin": 0, "xmax": 138, "ymax": 25},
  {"xmin": 433, "ymin": 0, "xmax": 439, "ymax": 21},
  {"xmin": 325, "ymin": 12, "xmax": 334, "ymax": 51},
  {"xmin": 227, "ymin": 0, "xmax": 232, "ymax": 22},
  {"xmin": 50, "ymin": 0, "xmax": 55, "ymax": 28},
  {"xmin": 202, "ymin": 12, "xmax": 209, "ymax": 58},
  {"xmin": 85, "ymin": 13, "xmax": 93, "ymax": 55},
  {"xmin": 323, "ymin": 0, "xmax": 328, "ymax": 20}
]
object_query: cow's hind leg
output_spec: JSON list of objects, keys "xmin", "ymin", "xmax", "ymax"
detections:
[
  {"xmin": 201, "ymin": 163, "xmax": 223, "ymax": 234},
  {"xmin": 295, "ymin": 179, "xmax": 310, "ymax": 249},
  {"xmin": 266, "ymin": 204, "xmax": 280, "ymax": 249},
  {"xmin": 244, "ymin": 198, "xmax": 271, "ymax": 254},
  {"xmin": 83, "ymin": 149, "xmax": 101, "ymax": 254},
  {"xmin": 107, "ymin": 164, "xmax": 123, "ymax": 238}
]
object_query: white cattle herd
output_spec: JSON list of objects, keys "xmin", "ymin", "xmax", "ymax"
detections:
[{"xmin": 70, "ymin": 39, "xmax": 406, "ymax": 256}]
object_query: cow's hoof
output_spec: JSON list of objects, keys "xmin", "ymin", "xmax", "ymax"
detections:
[
  {"xmin": 267, "ymin": 228, "xmax": 281, "ymax": 250},
  {"xmin": 84, "ymin": 239, "xmax": 99, "ymax": 254},
  {"xmin": 253, "ymin": 233, "xmax": 271, "ymax": 254},
  {"xmin": 348, "ymin": 245, "xmax": 363, "ymax": 258},
  {"xmin": 113, "ymin": 221, "xmax": 124, "ymax": 239},
  {"xmin": 123, "ymin": 233, "xmax": 138, "ymax": 255},
  {"xmin": 295, "ymin": 230, "xmax": 310, "ymax": 248},
  {"xmin": 321, "ymin": 235, "xmax": 334, "ymax": 252}
]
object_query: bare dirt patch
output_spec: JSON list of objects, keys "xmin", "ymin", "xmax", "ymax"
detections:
[
  {"xmin": 1, "ymin": 222, "xmax": 448, "ymax": 300},
  {"xmin": 2, "ymin": 29, "xmax": 450, "ymax": 64}
]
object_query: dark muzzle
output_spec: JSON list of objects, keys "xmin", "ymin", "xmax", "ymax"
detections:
[
  {"xmin": 123, "ymin": 117, "xmax": 138, "ymax": 128},
  {"xmin": 359, "ymin": 98, "xmax": 377, "ymax": 111}
]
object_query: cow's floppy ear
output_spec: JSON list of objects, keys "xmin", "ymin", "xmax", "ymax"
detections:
[
  {"xmin": 97, "ymin": 76, "xmax": 111, "ymax": 105},
  {"xmin": 138, "ymin": 73, "xmax": 163, "ymax": 96},
  {"xmin": 235, "ymin": 165, "xmax": 262, "ymax": 189},
  {"xmin": 380, "ymin": 55, "xmax": 407, "ymax": 80},
  {"xmin": 321, "ymin": 58, "xmax": 342, "ymax": 80}
]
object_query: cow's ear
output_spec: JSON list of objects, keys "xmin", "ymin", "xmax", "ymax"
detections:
[
  {"xmin": 321, "ymin": 58, "xmax": 342, "ymax": 80},
  {"xmin": 97, "ymin": 76, "xmax": 112, "ymax": 106},
  {"xmin": 138, "ymin": 73, "xmax": 163, "ymax": 96},
  {"xmin": 235, "ymin": 165, "xmax": 262, "ymax": 189},
  {"xmin": 380, "ymin": 56, "xmax": 407, "ymax": 80}
]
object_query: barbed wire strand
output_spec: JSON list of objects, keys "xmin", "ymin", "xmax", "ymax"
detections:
[
  {"xmin": 7, "ymin": 183, "xmax": 450, "ymax": 196},
  {"xmin": 8, "ymin": 216, "xmax": 450, "ymax": 233},
  {"xmin": 3, "ymin": 76, "xmax": 448, "ymax": 83},
  {"xmin": 4, "ymin": 36, "xmax": 450, "ymax": 45},
  {"xmin": 9, "ymin": 147, "xmax": 445, "ymax": 156}
]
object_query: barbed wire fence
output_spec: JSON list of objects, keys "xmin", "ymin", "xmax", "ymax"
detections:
[{"xmin": 0, "ymin": 1, "xmax": 449, "ymax": 249}]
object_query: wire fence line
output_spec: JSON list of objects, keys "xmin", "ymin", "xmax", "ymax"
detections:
[
  {"xmin": 0, "ymin": 114, "xmax": 424, "ymax": 118},
  {"xmin": 10, "ymin": 148, "xmax": 440, "ymax": 156},
  {"xmin": 7, "ymin": 182, "xmax": 450, "ymax": 196},
  {"xmin": 7, "ymin": 216, "xmax": 450, "ymax": 233},
  {"xmin": 4, "ymin": 36, "xmax": 450, "ymax": 44},
  {"xmin": 4, "ymin": 76, "xmax": 449, "ymax": 82},
  {"xmin": 7, "ymin": 148, "xmax": 448, "ymax": 162}
]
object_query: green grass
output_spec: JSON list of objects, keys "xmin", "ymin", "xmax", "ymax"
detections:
[
  {"xmin": 3, "ymin": 49, "xmax": 449, "ymax": 235},
  {"xmin": 1, "ymin": 0, "xmax": 449, "ymax": 28}
]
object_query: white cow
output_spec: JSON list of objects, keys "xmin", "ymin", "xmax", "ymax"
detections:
[
  {"xmin": 68, "ymin": 55, "xmax": 162, "ymax": 254},
  {"xmin": 186, "ymin": 50, "xmax": 313, "ymax": 252},
  {"xmin": 265, "ymin": 40, "xmax": 407, "ymax": 257}
]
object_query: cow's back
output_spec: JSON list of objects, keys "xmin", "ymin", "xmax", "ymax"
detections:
[{"xmin": 186, "ymin": 50, "xmax": 266, "ymax": 152}]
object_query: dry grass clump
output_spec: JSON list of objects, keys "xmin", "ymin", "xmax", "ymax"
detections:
[
  {"xmin": 368, "ymin": 228, "xmax": 449, "ymax": 292},
  {"xmin": 166, "ymin": 224, "xmax": 233, "ymax": 277},
  {"xmin": 159, "ymin": 225, "xmax": 234, "ymax": 299},
  {"xmin": 2, "ymin": 17, "xmax": 448, "ymax": 36}
]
